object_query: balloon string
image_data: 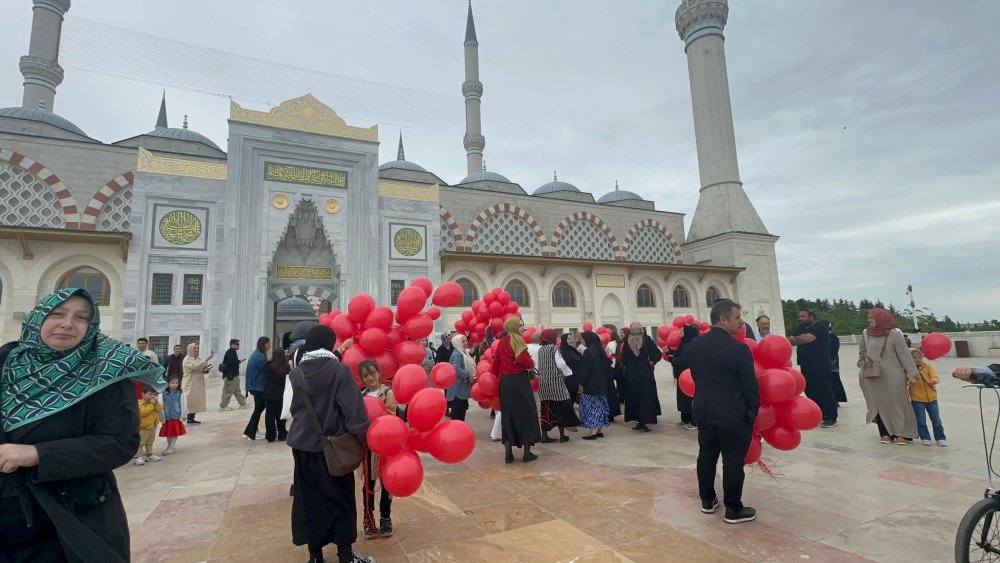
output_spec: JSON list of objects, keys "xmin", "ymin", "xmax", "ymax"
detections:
[
  {"xmin": 362, "ymin": 448, "xmax": 380, "ymax": 537},
  {"xmin": 750, "ymin": 457, "xmax": 783, "ymax": 483}
]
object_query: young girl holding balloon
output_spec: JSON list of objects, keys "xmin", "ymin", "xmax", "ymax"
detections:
[{"xmin": 358, "ymin": 359, "xmax": 397, "ymax": 539}]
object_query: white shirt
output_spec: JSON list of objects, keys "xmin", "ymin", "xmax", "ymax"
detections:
[
  {"xmin": 554, "ymin": 349, "xmax": 572, "ymax": 376},
  {"xmin": 141, "ymin": 349, "xmax": 159, "ymax": 364},
  {"xmin": 528, "ymin": 343, "xmax": 541, "ymax": 367}
]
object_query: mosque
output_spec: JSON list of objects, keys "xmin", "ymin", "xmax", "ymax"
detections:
[{"xmin": 0, "ymin": 0, "xmax": 783, "ymax": 358}]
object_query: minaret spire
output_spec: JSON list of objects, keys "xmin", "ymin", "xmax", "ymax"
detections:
[
  {"xmin": 462, "ymin": 1, "xmax": 485, "ymax": 175},
  {"xmin": 397, "ymin": 130, "xmax": 406, "ymax": 161},
  {"xmin": 20, "ymin": 0, "xmax": 72, "ymax": 112},
  {"xmin": 156, "ymin": 91, "xmax": 168, "ymax": 129}
]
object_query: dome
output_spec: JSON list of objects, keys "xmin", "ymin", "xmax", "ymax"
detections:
[
  {"xmin": 598, "ymin": 189, "xmax": 644, "ymax": 203},
  {"xmin": 534, "ymin": 180, "xmax": 580, "ymax": 195},
  {"xmin": 276, "ymin": 297, "xmax": 315, "ymax": 315},
  {"xmin": 458, "ymin": 170, "xmax": 511, "ymax": 184},
  {"xmin": 0, "ymin": 106, "xmax": 89, "ymax": 137},
  {"xmin": 378, "ymin": 159, "xmax": 428, "ymax": 172},
  {"xmin": 144, "ymin": 126, "xmax": 222, "ymax": 151}
]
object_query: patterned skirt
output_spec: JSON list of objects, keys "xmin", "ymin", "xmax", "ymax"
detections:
[
  {"xmin": 579, "ymin": 394, "xmax": 609, "ymax": 429},
  {"xmin": 159, "ymin": 418, "xmax": 187, "ymax": 437}
]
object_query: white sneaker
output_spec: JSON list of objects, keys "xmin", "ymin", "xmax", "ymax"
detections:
[
  {"xmin": 146, "ymin": 454, "xmax": 162, "ymax": 462},
  {"xmin": 219, "ymin": 406, "xmax": 233, "ymax": 412},
  {"xmin": 937, "ymin": 440, "xmax": 948, "ymax": 447},
  {"xmin": 238, "ymin": 404, "xmax": 250, "ymax": 409},
  {"xmin": 134, "ymin": 457, "xmax": 146, "ymax": 466},
  {"xmin": 921, "ymin": 439, "xmax": 933, "ymax": 446},
  {"xmin": 162, "ymin": 448, "xmax": 175, "ymax": 456}
]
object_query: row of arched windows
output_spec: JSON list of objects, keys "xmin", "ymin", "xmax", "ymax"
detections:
[{"xmin": 455, "ymin": 277, "xmax": 723, "ymax": 309}]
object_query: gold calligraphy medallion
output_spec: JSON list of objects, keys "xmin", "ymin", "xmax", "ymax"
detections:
[
  {"xmin": 158, "ymin": 210, "xmax": 202, "ymax": 245},
  {"xmin": 393, "ymin": 227, "xmax": 423, "ymax": 257}
]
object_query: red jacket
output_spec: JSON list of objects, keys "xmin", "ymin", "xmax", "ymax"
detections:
[{"xmin": 491, "ymin": 336, "xmax": 534, "ymax": 376}]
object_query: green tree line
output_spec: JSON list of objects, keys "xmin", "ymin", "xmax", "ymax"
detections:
[{"xmin": 781, "ymin": 298, "xmax": 1000, "ymax": 336}]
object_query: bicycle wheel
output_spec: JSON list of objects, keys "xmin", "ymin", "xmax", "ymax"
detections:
[{"xmin": 956, "ymin": 497, "xmax": 1000, "ymax": 562}]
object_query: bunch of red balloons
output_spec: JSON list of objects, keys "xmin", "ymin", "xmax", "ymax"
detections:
[
  {"xmin": 453, "ymin": 287, "xmax": 521, "ymax": 346},
  {"xmin": 363, "ymin": 361, "xmax": 475, "ymax": 497},
  {"xmin": 315, "ymin": 277, "xmax": 465, "ymax": 386},
  {"xmin": 678, "ymin": 334, "xmax": 823, "ymax": 465}
]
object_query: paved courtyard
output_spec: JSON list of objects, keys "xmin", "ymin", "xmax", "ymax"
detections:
[{"xmin": 119, "ymin": 346, "xmax": 993, "ymax": 562}]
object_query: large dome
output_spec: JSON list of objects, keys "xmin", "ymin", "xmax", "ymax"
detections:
[
  {"xmin": 144, "ymin": 126, "xmax": 222, "ymax": 151},
  {"xmin": 534, "ymin": 180, "xmax": 580, "ymax": 195},
  {"xmin": 378, "ymin": 159, "xmax": 427, "ymax": 172},
  {"xmin": 0, "ymin": 106, "xmax": 89, "ymax": 137},
  {"xmin": 458, "ymin": 170, "xmax": 511, "ymax": 184},
  {"xmin": 598, "ymin": 189, "xmax": 644, "ymax": 203}
]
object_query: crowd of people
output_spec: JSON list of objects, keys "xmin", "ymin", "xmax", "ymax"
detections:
[{"xmin": 0, "ymin": 287, "xmax": 979, "ymax": 561}]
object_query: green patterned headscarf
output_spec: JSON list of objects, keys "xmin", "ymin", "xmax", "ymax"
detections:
[{"xmin": 1, "ymin": 288, "xmax": 165, "ymax": 431}]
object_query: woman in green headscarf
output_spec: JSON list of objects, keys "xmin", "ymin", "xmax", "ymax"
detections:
[
  {"xmin": 490, "ymin": 316, "xmax": 542, "ymax": 464},
  {"xmin": 0, "ymin": 288, "xmax": 164, "ymax": 562}
]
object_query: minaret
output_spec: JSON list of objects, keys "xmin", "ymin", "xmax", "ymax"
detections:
[
  {"xmin": 20, "ymin": 0, "xmax": 71, "ymax": 111},
  {"xmin": 675, "ymin": 0, "xmax": 767, "ymax": 243},
  {"xmin": 462, "ymin": 1, "xmax": 485, "ymax": 175},
  {"xmin": 156, "ymin": 91, "xmax": 168, "ymax": 128},
  {"xmin": 397, "ymin": 130, "xmax": 406, "ymax": 161}
]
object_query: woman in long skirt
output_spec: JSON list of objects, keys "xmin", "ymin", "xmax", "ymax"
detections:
[
  {"xmin": 537, "ymin": 329, "xmax": 580, "ymax": 443},
  {"xmin": 578, "ymin": 331, "xmax": 612, "ymax": 440},
  {"xmin": 491, "ymin": 317, "xmax": 542, "ymax": 463},
  {"xmin": 559, "ymin": 333, "xmax": 583, "ymax": 404},
  {"xmin": 621, "ymin": 322, "xmax": 662, "ymax": 433}
]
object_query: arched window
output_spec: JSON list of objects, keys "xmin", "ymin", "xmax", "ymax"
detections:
[
  {"xmin": 636, "ymin": 284, "xmax": 656, "ymax": 308},
  {"xmin": 59, "ymin": 267, "xmax": 111, "ymax": 306},
  {"xmin": 706, "ymin": 286, "xmax": 722, "ymax": 308},
  {"xmin": 456, "ymin": 278, "xmax": 478, "ymax": 307},
  {"xmin": 504, "ymin": 279, "xmax": 530, "ymax": 307},
  {"xmin": 552, "ymin": 281, "xmax": 576, "ymax": 308},
  {"xmin": 672, "ymin": 285, "xmax": 691, "ymax": 308}
]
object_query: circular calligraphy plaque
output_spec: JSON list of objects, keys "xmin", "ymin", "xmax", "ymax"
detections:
[
  {"xmin": 271, "ymin": 194, "xmax": 289, "ymax": 209},
  {"xmin": 324, "ymin": 199, "xmax": 341, "ymax": 214},
  {"xmin": 393, "ymin": 227, "xmax": 423, "ymax": 257},
  {"xmin": 158, "ymin": 210, "xmax": 202, "ymax": 245}
]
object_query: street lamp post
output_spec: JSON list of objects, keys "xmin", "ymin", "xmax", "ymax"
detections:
[{"xmin": 906, "ymin": 285, "xmax": 919, "ymax": 332}]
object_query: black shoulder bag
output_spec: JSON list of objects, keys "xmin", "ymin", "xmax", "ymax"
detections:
[{"xmin": 294, "ymin": 385, "xmax": 364, "ymax": 477}]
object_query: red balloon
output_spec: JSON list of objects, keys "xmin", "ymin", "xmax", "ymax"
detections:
[
  {"xmin": 348, "ymin": 294, "xmax": 375, "ymax": 324},
  {"xmin": 358, "ymin": 327, "xmax": 389, "ymax": 355},
  {"xmin": 385, "ymin": 326, "xmax": 405, "ymax": 347},
  {"xmin": 432, "ymin": 281, "xmax": 464, "ymax": 308},
  {"xmin": 666, "ymin": 331, "xmax": 683, "ymax": 349},
  {"xmin": 477, "ymin": 400, "xmax": 490, "ymax": 409},
  {"xmin": 454, "ymin": 319, "xmax": 468, "ymax": 334},
  {"xmin": 393, "ymin": 339, "xmax": 426, "ymax": 366},
  {"xmin": 469, "ymin": 382, "xmax": 487, "ymax": 403},
  {"xmin": 761, "ymin": 425, "xmax": 802, "ymax": 451},
  {"xmin": 672, "ymin": 315, "xmax": 687, "ymax": 328},
  {"xmin": 787, "ymin": 367, "xmax": 806, "ymax": 396},
  {"xmin": 407, "ymin": 388, "xmax": 447, "ymax": 431},
  {"xmin": 402, "ymin": 314, "xmax": 434, "ymax": 339},
  {"xmin": 743, "ymin": 338, "xmax": 758, "ymax": 356},
  {"xmin": 759, "ymin": 368, "xmax": 796, "ymax": 404},
  {"xmin": 477, "ymin": 307, "xmax": 490, "ymax": 321},
  {"xmin": 530, "ymin": 377, "xmax": 539, "ymax": 392},
  {"xmin": 491, "ymin": 288, "xmax": 502, "ymax": 297},
  {"xmin": 757, "ymin": 335, "xmax": 793, "ymax": 369},
  {"xmin": 363, "ymin": 306, "xmax": 394, "ymax": 331},
  {"xmin": 661, "ymin": 350, "xmax": 670, "ymax": 361},
  {"xmin": 477, "ymin": 371, "xmax": 499, "ymax": 396},
  {"xmin": 396, "ymin": 286, "xmax": 427, "ymax": 322},
  {"xmin": 489, "ymin": 395, "xmax": 501, "ymax": 412},
  {"xmin": 318, "ymin": 313, "xmax": 332, "ymax": 325},
  {"xmin": 461, "ymin": 310, "xmax": 474, "ymax": 323},
  {"xmin": 471, "ymin": 300, "xmax": 484, "ymax": 313},
  {"xmin": 340, "ymin": 345, "xmax": 367, "ymax": 387},
  {"xmin": 679, "ymin": 369, "xmax": 695, "ymax": 397},
  {"xmin": 373, "ymin": 350, "xmax": 398, "ymax": 382},
  {"xmin": 582, "ymin": 322, "xmax": 594, "ymax": 332},
  {"xmin": 488, "ymin": 301, "xmax": 504, "ymax": 318},
  {"xmin": 490, "ymin": 317, "xmax": 504, "ymax": 335},
  {"xmin": 777, "ymin": 396, "xmax": 822, "ymax": 430},
  {"xmin": 329, "ymin": 309, "xmax": 342, "ymax": 318},
  {"xmin": 753, "ymin": 360, "xmax": 764, "ymax": 377},
  {"xmin": 426, "ymin": 306, "xmax": 441, "ymax": 321},
  {"xmin": 407, "ymin": 426, "xmax": 436, "ymax": 452},
  {"xmin": 367, "ymin": 415, "xmax": 408, "ymax": 457},
  {"xmin": 685, "ymin": 315, "xmax": 696, "ymax": 324},
  {"xmin": 363, "ymin": 396, "xmax": 388, "ymax": 421},
  {"xmin": 411, "ymin": 277, "xmax": 434, "ymax": 299},
  {"xmin": 483, "ymin": 292, "xmax": 496, "ymax": 305},
  {"xmin": 753, "ymin": 404, "xmax": 777, "ymax": 433},
  {"xmin": 392, "ymin": 364, "xmax": 429, "ymax": 404},
  {"xmin": 330, "ymin": 314, "xmax": 356, "ymax": 340},
  {"xmin": 505, "ymin": 301, "xmax": 519, "ymax": 314},
  {"xmin": 431, "ymin": 362, "xmax": 457, "ymax": 389},
  {"xmin": 427, "ymin": 420, "xmax": 476, "ymax": 464},
  {"xmin": 497, "ymin": 291, "xmax": 511, "ymax": 305},
  {"xmin": 657, "ymin": 326, "xmax": 672, "ymax": 340},
  {"xmin": 600, "ymin": 332, "xmax": 611, "ymax": 346},
  {"xmin": 381, "ymin": 449, "xmax": 424, "ymax": 497},
  {"xmin": 921, "ymin": 333, "xmax": 952, "ymax": 360},
  {"xmin": 475, "ymin": 360, "xmax": 492, "ymax": 376},
  {"xmin": 698, "ymin": 322, "xmax": 709, "ymax": 332},
  {"xmin": 744, "ymin": 435, "xmax": 762, "ymax": 465}
]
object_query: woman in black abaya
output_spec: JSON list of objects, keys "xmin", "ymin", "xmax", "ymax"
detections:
[{"xmin": 621, "ymin": 322, "xmax": 662, "ymax": 433}]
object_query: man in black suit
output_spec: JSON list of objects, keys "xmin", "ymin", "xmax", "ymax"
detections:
[{"xmin": 686, "ymin": 299, "xmax": 759, "ymax": 524}]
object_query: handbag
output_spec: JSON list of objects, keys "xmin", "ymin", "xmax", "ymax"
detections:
[
  {"xmin": 295, "ymin": 385, "xmax": 364, "ymax": 477},
  {"xmin": 860, "ymin": 335, "xmax": 888, "ymax": 379}
]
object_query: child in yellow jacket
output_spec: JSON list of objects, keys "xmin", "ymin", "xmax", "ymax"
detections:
[
  {"xmin": 909, "ymin": 348, "xmax": 946, "ymax": 446},
  {"xmin": 136, "ymin": 386, "xmax": 164, "ymax": 465}
]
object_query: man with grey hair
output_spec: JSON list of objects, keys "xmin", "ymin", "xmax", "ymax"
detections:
[{"xmin": 754, "ymin": 315, "xmax": 771, "ymax": 342}]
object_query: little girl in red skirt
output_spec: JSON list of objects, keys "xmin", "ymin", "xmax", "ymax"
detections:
[{"xmin": 159, "ymin": 376, "xmax": 186, "ymax": 454}]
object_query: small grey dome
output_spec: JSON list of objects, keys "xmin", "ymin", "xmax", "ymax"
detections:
[
  {"xmin": 598, "ymin": 189, "xmax": 644, "ymax": 203},
  {"xmin": 145, "ymin": 126, "xmax": 222, "ymax": 151},
  {"xmin": 458, "ymin": 170, "xmax": 511, "ymax": 184},
  {"xmin": 0, "ymin": 107, "xmax": 89, "ymax": 137},
  {"xmin": 276, "ymin": 297, "xmax": 315, "ymax": 314},
  {"xmin": 378, "ymin": 159, "xmax": 428, "ymax": 172},
  {"xmin": 534, "ymin": 180, "xmax": 580, "ymax": 195}
]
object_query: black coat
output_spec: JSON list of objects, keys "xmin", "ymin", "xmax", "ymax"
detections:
[
  {"xmin": 685, "ymin": 327, "xmax": 759, "ymax": 429},
  {"xmin": 434, "ymin": 344, "xmax": 453, "ymax": 364},
  {"xmin": 221, "ymin": 349, "xmax": 240, "ymax": 379},
  {"xmin": 262, "ymin": 362, "xmax": 288, "ymax": 403},
  {"xmin": 622, "ymin": 335, "xmax": 663, "ymax": 424},
  {"xmin": 0, "ymin": 342, "xmax": 139, "ymax": 563},
  {"xmin": 578, "ymin": 346, "xmax": 611, "ymax": 396}
]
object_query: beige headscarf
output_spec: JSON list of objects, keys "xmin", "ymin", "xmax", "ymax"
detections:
[
  {"xmin": 503, "ymin": 316, "xmax": 527, "ymax": 358},
  {"xmin": 452, "ymin": 334, "xmax": 476, "ymax": 374},
  {"xmin": 627, "ymin": 322, "xmax": 644, "ymax": 356}
]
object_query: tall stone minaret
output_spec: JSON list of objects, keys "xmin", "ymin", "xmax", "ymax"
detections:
[
  {"xmin": 675, "ymin": 0, "xmax": 767, "ymax": 243},
  {"xmin": 462, "ymin": 2, "xmax": 485, "ymax": 175},
  {"xmin": 20, "ymin": 0, "xmax": 71, "ymax": 112}
]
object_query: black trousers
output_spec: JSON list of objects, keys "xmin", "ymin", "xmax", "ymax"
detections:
[
  {"xmin": 448, "ymin": 397, "xmax": 469, "ymax": 421},
  {"xmin": 363, "ymin": 478, "xmax": 392, "ymax": 521},
  {"xmin": 264, "ymin": 399, "xmax": 287, "ymax": 442},
  {"xmin": 801, "ymin": 364, "xmax": 838, "ymax": 422},
  {"xmin": 696, "ymin": 422, "xmax": 752, "ymax": 511},
  {"xmin": 243, "ymin": 390, "xmax": 266, "ymax": 438}
]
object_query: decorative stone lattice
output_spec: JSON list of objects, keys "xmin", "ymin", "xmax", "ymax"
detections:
[
  {"xmin": 552, "ymin": 211, "xmax": 622, "ymax": 260},
  {"xmin": 81, "ymin": 171, "xmax": 134, "ymax": 230},
  {"xmin": 439, "ymin": 209, "xmax": 461, "ymax": 252},
  {"xmin": 628, "ymin": 226, "xmax": 677, "ymax": 264},
  {"xmin": 0, "ymin": 162, "xmax": 65, "ymax": 228},
  {"xmin": 556, "ymin": 220, "xmax": 614, "ymax": 260},
  {"xmin": 466, "ymin": 204, "xmax": 550, "ymax": 256},
  {"xmin": 471, "ymin": 211, "xmax": 541, "ymax": 256},
  {"xmin": 96, "ymin": 186, "xmax": 133, "ymax": 232},
  {"xmin": 0, "ymin": 149, "xmax": 78, "ymax": 227}
]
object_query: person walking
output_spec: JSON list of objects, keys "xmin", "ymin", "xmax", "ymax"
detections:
[
  {"xmin": 578, "ymin": 331, "xmax": 612, "ymax": 441},
  {"xmin": 909, "ymin": 348, "xmax": 947, "ymax": 446},
  {"xmin": 263, "ymin": 348, "xmax": 290, "ymax": 442},
  {"xmin": 559, "ymin": 333, "xmax": 583, "ymax": 404},
  {"xmin": 669, "ymin": 324, "xmax": 700, "ymax": 429},
  {"xmin": 858, "ymin": 308, "xmax": 919, "ymax": 445},
  {"xmin": 622, "ymin": 322, "xmax": 663, "ymax": 433},
  {"xmin": 163, "ymin": 343, "xmax": 185, "ymax": 384},
  {"xmin": 537, "ymin": 329, "xmax": 579, "ymax": 443},
  {"xmin": 182, "ymin": 343, "xmax": 213, "ymax": 424},
  {"xmin": 491, "ymin": 317, "xmax": 541, "ymax": 463},
  {"xmin": 447, "ymin": 334, "xmax": 476, "ymax": 422},
  {"xmin": 243, "ymin": 337, "xmax": 270, "ymax": 440},
  {"xmin": 434, "ymin": 334, "xmax": 453, "ymax": 364},
  {"xmin": 219, "ymin": 339, "xmax": 248, "ymax": 411},
  {"xmin": 826, "ymin": 321, "xmax": 848, "ymax": 403},
  {"xmin": 686, "ymin": 299, "xmax": 759, "ymax": 524},
  {"xmin": 789, "ymin": 309, "xmax": 838, "ymax": 428}
]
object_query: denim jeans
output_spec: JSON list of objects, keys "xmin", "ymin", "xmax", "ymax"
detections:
[{"xmin": 911, "ymin": 400, "xmax": 946, "ymax": 441}]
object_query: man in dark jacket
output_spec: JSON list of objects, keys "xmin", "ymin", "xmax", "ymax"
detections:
[
  {"xmin": 685, "ymin": 299, "xmax": 759, "ymax": 524},
  {"xmin": 219, "ymin": 339, "xmax": 247, "ymax": 411},
  {"xmin": 163, "ymin": 344, "xmax": 185, "ymax": 384},
  {"xmin": 434, "ymin": 333, "xmax": 453, "ymax": 364}
]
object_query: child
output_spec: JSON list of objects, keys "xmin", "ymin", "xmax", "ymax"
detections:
[
  {"xmin": 909, "ymin": 348, "xmax": 947, "ymax": 446},
  {"xmin": 358, "ymin": 359, "xmax": 397, "ymax": 539},
  {"xmin": 136, "ymin": 386, "xmax": 164, "ymax": 465},
  {"xmin": 159, "ymin": 376, "xmax": 186, "ymax": 455},
  {"xmin": 262, "ymin": 348, "xmax": 289, "ymax": 442}
]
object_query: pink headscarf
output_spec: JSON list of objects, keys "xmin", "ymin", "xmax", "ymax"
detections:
[{"xmin": 866, "ymin": 308, "xmax": 896, "ymax": 337}]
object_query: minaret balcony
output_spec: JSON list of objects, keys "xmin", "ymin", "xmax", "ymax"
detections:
[
  {"xmin": 19, "ymin": 56, "xmax": 64, "ymax": 88},
  {"xmin": 674, "ymin": 0, "xmax": 729, "ymax": 43},
  {"xmin": 462, "ymin": 81, "xmax": 483, "ymax": 99},
  {"xmin": 463, "ymin": 133, "xmax": 485, "ymax": 152}
]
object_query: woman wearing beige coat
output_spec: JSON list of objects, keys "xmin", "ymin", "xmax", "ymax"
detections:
[
  {"xmin": 858, "ymin": 308, "xmax": 919, "ymax": 444},
  {"xmin": 182, "ymin": 343, "xmax": 214, "ymax": 424}
]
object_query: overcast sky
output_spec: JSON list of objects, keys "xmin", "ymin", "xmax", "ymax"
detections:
[{"xmin": 2, "ymin": 1, "xmax": 997, "ymax": 322}]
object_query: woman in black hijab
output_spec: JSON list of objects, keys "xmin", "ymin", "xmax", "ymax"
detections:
[
  {"xmin": 669, "ymin": 324, "xmax": 700, "ymax": 430},
  {"xmin": 559, "ymin": 333, "xmax": 583, "ymax": 404},
  {"xmin": 577, "ymin": 331, "xmax": 612, "ymax": 440}
]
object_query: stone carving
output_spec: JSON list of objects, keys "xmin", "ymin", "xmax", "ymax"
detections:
[
  {"xmin": 0, "ymin": 161, "xmax": 64, "ymax": 228},
  {"xmin": 276, "ymin": 265, "xmax": 333, "ymax": 280},
  {"xmin": 264, "ymin": 162, "xmax": 347, "ymax": 188},
  {"xmin": 137, "ymin": 147, "xmax": 228, "ymax": 180},
  {"xmin": 627, "ymin": 226, "xmax": 677, "ymax": 264},
  {"xmin": 158, "ymin": 210, "xmax": 202, "ymax": 245},
  {"xmin": 271, "ymin": 194, "xmax": 289, "ymax": 209},
  {"xmin": 556, "ymin": 220, "xmax": 614, "ymax": 261},
  {"xmin": 273, "ymin": 199, "xmax": 339, "ymax": 267},
  {"xmin": 675, "ymin": 0, "xmax": 728, "ymax": 42},
  {"xmin": 472, "ymin": 212, "xmax": 541, "ymax": 256},
  {"xmin": 392, "ymin": 227, "xmax": 423, "ymax": 257},
  {"xmin": 229, "ymin": 94, "xmax": 378, "ymax": 142},
  {"xmin": 96, "ymin": 186, "xmax": 133, "ymax": 232},
  {"xmin": 378, "ymin": 182, "xmax": 439, "ymax": 203},
  {"xmin": 324, "ymin": 199, "xmax": 341, "ymax": 214}
]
